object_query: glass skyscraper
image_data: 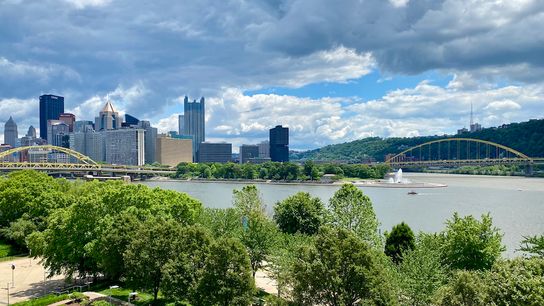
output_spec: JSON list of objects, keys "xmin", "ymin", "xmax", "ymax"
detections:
[
  {"xmin": 39, "ymin": 94, "xmax": 65, "ymax": 141},
  {"xmin": 270, "ymin": 125, "xmax": 289, "ymax": 162},
  {"xmin": 183, "ymin": 96, "xmax": 205, "ymax": 161}
]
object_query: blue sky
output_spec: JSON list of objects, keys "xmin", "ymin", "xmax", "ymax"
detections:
[{"xmin": 1, "ymin": 0, "xmax": 544, "ymax": 151}]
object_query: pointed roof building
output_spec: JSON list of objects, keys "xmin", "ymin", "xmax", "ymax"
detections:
[
  {"xmin": 4, "ymin": 116, "xmax": 18, "ymax": 147},
  {"xmin": 95, "ymin": 101, "xmax": 122, "ymax": 130},
  {"xmin": 102, "ymin": 101, "xmax": 116, "ymax": 113}
]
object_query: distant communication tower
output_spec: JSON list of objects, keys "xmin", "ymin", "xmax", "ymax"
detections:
[{"xmin": 470, "ymin": 102, "xmax": 474, "ymax": 127}]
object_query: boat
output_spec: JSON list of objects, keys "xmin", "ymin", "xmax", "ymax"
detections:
[{"xmin": 407, "ymin": 190, "xmax": 418, "ymax": 195}]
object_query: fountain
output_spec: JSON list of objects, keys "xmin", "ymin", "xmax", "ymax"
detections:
[{"xmin": 387, "ymin": 168, "xmax": 409, "ymax": 184}]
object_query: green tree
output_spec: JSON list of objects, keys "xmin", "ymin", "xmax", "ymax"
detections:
[
  {"xmin": 27, "ymin": 191, "xmax": 105, "ymax": 278},
  {"xmin": 1, "ymin": 218, "xmax": 37, "ymax": 249},
  {"xmin": 241, "ymin": 211, "xmax": 278, "ymax": 278},
  {"xmin": 233, "ymin": 185, "xmax": 265, "ymax": 216},
  {"xmin": 397, "ymin": 233, "xmax": 448, "ymax": 306},
  {"xmin": 162, "ymin": 226, "xmax": 213, "ymax": 304},
  {"xmin": 0, "ymin": 170, "xmax": 69, "ymax": 248},
  {"xmin": 268, "ymin": 233, "xmax": 313, "ymax": 298},
  {"xmin": 197, "ymin": 207, "xmax": 243, "ymax": 238},
  {"xmin": 124, "ymin": 217, "xmax": 183, "ymax": 303},
  {"xmin": 329, "ymin": 184, "xmax": 381, "ymax": 247},
  {"xmin": 441, "ymin": 213, "xmax": 504, "ymax": 270},
  {"xmin": 519, "ymin": 234, "xmax": 544, "ymax": 257},
  {"xmin": 485, "ymin": 257, "xmax": 544, "ymax": 305},
  {"xmin": 197, "ymin": 238, "xmax": 255, "ymax": 306},
  {"xmin": 273, "ymin": 192, "xmax": 326, "ymax": 235},
  {"xmin": 291, "ymin": 226, "xmax": 397, "ymax": 306},
  {"xmin": 385, "ymin": 222, "xmax": 415, "ymax": 264},
  {"xmin": 434, "ymin": 270, "xmax": 487, "ymax": 306},
  {"xmin": 92, "ymin": 209, "xmax": 142, "ymax": 280}
]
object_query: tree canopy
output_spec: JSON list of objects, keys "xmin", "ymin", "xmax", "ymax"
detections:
[{"xmin": 273, "ymin": 191, "xmax": 326, "ymax": 235}]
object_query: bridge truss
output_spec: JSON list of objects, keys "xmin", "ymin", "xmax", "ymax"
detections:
[
  {"xmin": 385, "ymin": 138, "xmax": 534, "ymax": 168},
  {"xmin": 0, "ymin": 145, "xmax": 175, "ymax": 175}
]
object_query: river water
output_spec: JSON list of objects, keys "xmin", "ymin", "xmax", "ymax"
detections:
[{"xmin": 142, "ymin": 173, "xmax": 544, "ymax": 256}]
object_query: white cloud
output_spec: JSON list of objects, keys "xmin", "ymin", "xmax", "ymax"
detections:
[
  {"xmin": 152, "ymin": 80, "xmax": 544, "ymax": 151},
  {"xmin": 63, "ymin": 0, "xmax": 111, "ymax": 9}
]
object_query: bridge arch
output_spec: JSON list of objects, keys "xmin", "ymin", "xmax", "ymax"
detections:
[
  {"xmin": 385, "ymin": 138, "xmax": 532, "ymax": 165},
  {"xmin": 0, "ymin": 145, "xmax": 98, "ymax": 165}
]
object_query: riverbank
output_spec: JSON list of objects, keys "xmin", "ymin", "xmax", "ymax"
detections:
[{"xmin": 148, "ymin": 177, "xmax": 447, "ymax": 188}]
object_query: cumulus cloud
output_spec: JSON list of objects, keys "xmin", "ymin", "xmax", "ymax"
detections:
[
  {"xmin": 1, "ymin": 0, "xmax": 544, "ymax": 150},
  {"xmin": 151, "ymin": 79, "xmax": 544, "ymax": 151}
]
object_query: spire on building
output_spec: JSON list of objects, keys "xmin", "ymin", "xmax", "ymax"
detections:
[{"xmin": 101, "ymin": 101, "xmax": 116, "ymax": 113}]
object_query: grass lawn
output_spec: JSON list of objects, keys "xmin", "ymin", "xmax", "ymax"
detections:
[
  {"xmin": 12, "ymin": 292, "xmax": 86, "ymax": 306},
  {"xmin": 0, "ymin": 239, "xmax": 17, "ymax": 257},
  {"xmin": 99, "ymin": 287, "xmax": 163, "ymax": 306}
]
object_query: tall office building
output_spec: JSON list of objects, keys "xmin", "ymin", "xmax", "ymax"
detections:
[
  {"xmin": 198, "ymin": 142, "xmax": 232, "ymax": 163},
  {"xmin": 258, "ymin": 140, "xmax": 270, "ymax": 158},
  {"xmin": 39, "ymin": 94, "xmax": 64, "ymax": 141},
  {"xmin": 26, "ymin": 126, "xmax": 36, "ymax": 138},
  {"xmin": 270, "ymin": 125, "xmax": 289, "ymax": 162},
  {"xmin": 95, "ymin": 101, "xmax": 122, "ymax": 130},
  {"xmin": 4, "ymin": 116, "xmax": 18, "ymax": 147},
  {"xmin": 105, "ymin": 129, "xmax": 145, "ymax": 166},
  {"xmin": 183, "ymin": 96, "xmax": 205, "ymax": 161},
  {"xmin": 74, "ymin": 120, "xmax": 94, "ymax": 133},
  {"xmin": 47, "ymin": 120, "xmax": 70, "ymax": 148},
  {"xmin": 138, "ymin": 120, "xmax": 157, "ymax": 164},
  {"xmin": 178, "ymin": 114, "xmax": 184, "ymax": 135},
  {"xmin": 59, "ymin": 113, "xmax": 76, "ymax": 132},
  {"xmin": 240, "ymin": 144, "xmax": 259, "ymax": 164}
]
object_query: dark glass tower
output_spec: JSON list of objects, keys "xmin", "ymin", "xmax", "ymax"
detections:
[
  {"xmin": 39, "ymin": 94, "xmax": 65, "ymax": 141},
  {"xmin": 183, "ymin": 96, "xmax": 205, "ymax": 161},
  {"xmin": 124, "ymin": 114, "xmax": 140, "ymax": 126},
  {"xmin": 269, "ymin": 125, "xmax": 289, "ymax": 162}
]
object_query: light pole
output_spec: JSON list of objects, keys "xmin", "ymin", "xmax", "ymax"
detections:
[
  {"xmin": 5, "ymin": 282, "xmax": 10, "ymax": 306},
  {"xmin": 10, "ymin": 264, "xmax": 15, "ymax": 288},
  {"xmin": 109, "ymin": 285, "xmax": 119, "ymax": 304}
]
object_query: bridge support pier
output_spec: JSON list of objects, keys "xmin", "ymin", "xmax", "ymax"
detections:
[{"xmin": 525, "ymin": 164, "xmax": 534, "ymax": 176}]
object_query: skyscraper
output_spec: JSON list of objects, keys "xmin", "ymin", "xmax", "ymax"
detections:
[
  {"xmin": 270, "ymin": 125, "xmax": 289, "ymax": 162},
  {"xmin": 183, "ymin": 96, "xmax": 205, "ymax": 161},
  {"xmin": 39, "ymin": 94, "xmax": 65, "ymax": 141},
  {"xmin": 178, "ymin": 114, "xmax": 184, "ymax": 135},
  {"xmin": 95, "ymin": 101, "xmax": 122, "ymax": 130},
  {"xmin": 240, "ymin": 144, "xmax": 259, "ymax": 164},
  {"xmin": 47, "ymin": 120, "xmax": 70, "ymax": 148},
  {"xmin": 4, "ymin": 116, "xmax": 18, "ymax": 147},
  {"xmin": 59, "ymin": 113, "xmax": 76, "ymax": 132},
  {"xmin": 26, "ymin": 126, "xmax": 36, "ymax": 138},
  {"xmin": 105, "ymin": 129, "xmax": 145, "ymax": 166},
  {"xmin": 138, "ymin": 120, "xmax": 157, "ymax": 164}
]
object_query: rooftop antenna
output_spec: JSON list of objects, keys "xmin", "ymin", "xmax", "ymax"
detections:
[{"xmin": 470, "ymin": 102, "xmax": 474, "ymax": 126}]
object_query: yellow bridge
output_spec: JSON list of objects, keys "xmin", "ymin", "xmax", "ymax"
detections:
[
  {"xmin": 0, "ymin": 145, "xmax": 176, "ymax": 175},
  {"xmin": 384, "ymin": 138, "xmax": 544, "ymax": 169}
]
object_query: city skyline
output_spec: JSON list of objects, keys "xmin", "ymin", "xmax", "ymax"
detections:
[{"xmin": 1, "ymin": 1, "xmax": 544, "ymax": 150}]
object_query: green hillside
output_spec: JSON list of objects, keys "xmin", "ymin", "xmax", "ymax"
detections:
[{"xmin": 291, "ymin": 119, "xmax": 544, "ymax": 162}]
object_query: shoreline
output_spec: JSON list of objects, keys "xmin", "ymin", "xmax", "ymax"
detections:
[{"xmin": 145, "ymin": 177, "xmax": 448, "ymax": 188}]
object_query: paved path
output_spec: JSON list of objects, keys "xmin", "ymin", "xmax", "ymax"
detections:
[
  {"xmin": 0, "ymin": 257, "xmax": 65, "ymax": 305},
  {"xmin": 255, "ymin": 268, "xmax": 278, "ymax": 295}
]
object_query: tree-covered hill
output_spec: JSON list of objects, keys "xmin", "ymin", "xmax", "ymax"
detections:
[{"xmin": 291, "ymin": 119, "xmax": 544, "ymax": 162}]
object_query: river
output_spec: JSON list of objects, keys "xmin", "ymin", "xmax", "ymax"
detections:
[{"xmin": 142, "ymin": 173, "xmax": 544, "ymax": 256}]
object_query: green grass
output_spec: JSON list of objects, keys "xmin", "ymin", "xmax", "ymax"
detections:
[
  {"xmin": 99, "ymin": 287, "xmax": 164, "ymax": 306},
  {"xmin": 12, "ymin": 292, "xmax": 86, "ymax": 306},
  {"xmin": 0, "ymin": 239, "xmax": 18, "ymax": 258}
]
